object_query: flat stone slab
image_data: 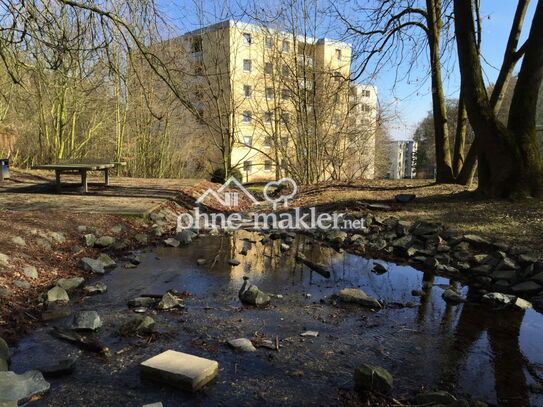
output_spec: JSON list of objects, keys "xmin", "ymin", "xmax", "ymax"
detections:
[
  {"xmin": 0, "ymin": 370, "xmax": 50, "ymax": 404},
  {"xmin": 141, "ymin": 350, "xmax": 218, "ymax": 391}
]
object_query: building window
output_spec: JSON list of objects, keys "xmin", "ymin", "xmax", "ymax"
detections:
[
  {"xmin": 281, "ymin": 112, "xmax": 290, "ymax": 124},
  {"xmin": 281, "ymin": 136, "xmax": 288, "ymax": 147},
  {"xmin": 243, "ymin": 33, "xmax": 252, "ymax": 46},
  {"xmin": 332, "ymin": 72, "xmax": 341, "ymax": 82},
  {"xmin": 335, "ymin": 49, "xmax": 342, "ymax": 61},
  {"xmin": 361, "ymin": 104, "xmax": 370, "ymax": 112},
  {"xmin": 265, "ymin": 87, "xmax": 274, "ymax": 100},
  {"xmin": 243, "ymin": 59, "xmax": 252, "ymax": 72},
  {"xmin": 264, "ymin": 160, "xmax": 273, "ymax": 172},
  {"xmin": 364, "ymin": 90, "xmax": 371, "ymax": 97},
  {"xmin": 191, "ymin": 36, "xmax": 202, "ymax": 53},
  {"xmin": 243, "ymin": 161, "xmax": 252, "ymax": 172},
  {"xmin": 265, "ymin": 62, "xmax": 273, "ymax": 75},
  {"xmin": 264, "ymin": 112, "xmax": 273, "ymax": 124},
  {"xmin": 282, "ymin": 40, "xmax": 290, "ymax": 53},
  {"xmin": 282, "ymin": 65, "xmax": 289, "ymax": 77},
  {"xmin": 264, "ymin": 135, "xmax": 272, "ymax": 147},
  {"xmin": 281, "ymin": 89, "xmax": 290, "ymax": 101},
  {"xmin": 242, "ymin": 111, "xmax": 252, "ymax": 123},
  {"xmin": 243, "ymin": 85, "xmax": 252, "ymax": 98},
  {"xmin": 265, "ymin": 37, "xmax": 273, "ymax": 49},
  {"xmin": 243, "ymin": 136, "xmax": 253, "ymax": 146}
]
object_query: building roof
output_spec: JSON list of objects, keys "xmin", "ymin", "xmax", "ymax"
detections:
[{"xmin": 182, "ymin": 19, "xmax": 352, "ymax": 49}]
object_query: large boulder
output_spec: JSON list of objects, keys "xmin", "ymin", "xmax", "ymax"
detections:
[
  {"xmin": 0, "ymin": 370, "xmax": 50, "ymax": 404},
  {"xmin": 72, "ymin": 311, "xmax": 102, "ymax": 331},
  {"xmin": 79, "ymin": 258, "xmax": 105, "ymax": 274},
  {"xmin": 56, "ymin": 277, "xmax": 85, "ymax": 292},
  {"xmin": 337, "ymin": 288, "xmax": 381, "ymax": 308},
  {"xmin": 47, "ymin": 286, "xmax": 69, "ymax": 303},
  {"xmin": 95, "ymin": 236, "xmax": 116, "ymax": 248},
  {"xmin": 354, "ymin": 364, "xmax": 393, "ymax": 394},
  {"xmin": 238, "ymin": 278, "xmax": 270, "ymax": 307}
]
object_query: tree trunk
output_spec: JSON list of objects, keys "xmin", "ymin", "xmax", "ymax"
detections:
[
  {"xmin": 452, "ymin": 89, "xmax": 468, "ymax": 178},
  {"xmin": 426, "ymin": 0, "xmax": 455, "ymax": 183},
  {"xmin": 453, "ymin": 0, "xmax": 543, "ymax": 198}
]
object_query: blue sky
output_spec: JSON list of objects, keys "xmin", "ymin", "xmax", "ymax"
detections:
[{"xmin": 158, "ymin": 1, "xmax": 537, "ymax": 140}]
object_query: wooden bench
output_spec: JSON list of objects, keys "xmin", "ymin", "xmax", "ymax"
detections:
[{"xmin": 33, "ymin": 161, "xmax": 126, "ymax": 193}]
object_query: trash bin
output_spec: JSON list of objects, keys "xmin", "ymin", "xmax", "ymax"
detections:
[{"xmin": 0, "ymin": 158, "xmax": 9, "ymax": 181}]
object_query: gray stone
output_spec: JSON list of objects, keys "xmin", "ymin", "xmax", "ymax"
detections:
[
  {"xmin": 56, "ymin": 277, "xmax": 85, "ymax": 292},
  {"xmin": 175, "ymin": 230, "xmax": 195, "ymax": 245},
  {"xmin": 410, "ymin": 221, "xmax": 442, "ymax": 236},
  {"xmin": 0, "ymin": 254, "xmax": 9, "ymax": 268},
  {"xmin": 391, "ymin": 235, "xmax": 415, "ymax": 250},
  {"xmin": 77, "ymin": 225, "xmax": 87, "ymax": 232},
  {"xmin": 37, "ymin": 358, "xmax": 77, "ymax": 377},
  {"xmin": 530, "ymin": 272, "xmax": 543, "ymax": 285},
  {"xmin": 519, "ymin": 253, "xmax": 539, "ymax": 264},
  {"xmin": 157, "ymin": 292, "xmax": 180, "ymax": 310},
  {"xmin": 337, "ymin": 288, "xmax": 381, "ymax": 308},
  {"xmin": 111, "ymin": 225, "xmax": 123, "ymax": 234},
  {"xmin": 482, "ymin": 292, "xmax": 516, "ymax": 306},
  {"xmin": 463, "ymin": 234, "xmax": 490, "ymax": 246},
  {"xmin": 472, "ymin": 264, "xmax": 493, "ymax": 274},
  {"xmin": 442, "ymin": 289, "xmax": 466, "ymax": 304},
  {"xmin": 47, "ymin": 286, "xmax": 69, "ymax": 303},
  {"xmin": 95, "ymin": 236, "xmax": 116, "ymax": 248},
  {"xmin": 164, "ymin": 238, "xmax": 180, "ymax": 248},
  {"xmin": 228, "ymin": 338, "xmax": 256, "ymax": 352},
  {"xmin": 512, "ymin": 281, "xmax": 542, "ymax": 295},
  {"xmin": 143, "ymin": 403, "xmax": 163, "ymax": 407},
  {"xmin": 11, "ymin": 237, "xmax": 26, "ymax": 247},
  {"xmin": 300, "ymin": 331, "xmax": 319, "ymax": 337},
  {"xmin": 49, "ymin": 232, "xmax": 65, "ymax": 243},
  {"xmin": 22, "ymin": 266, "xmax": 38, "ymax": 279},
  {"xmin": 128, "ymin": 254, "xmax": 142, "ymax": 265},
  {"xmin": 514, "ymin": 297, "xmax": 533, "ymax": 310},
  {"xmin": 97, "ymin": 253, "xmax": 116, "ymax": 270},
  {"xmin": 140, "ymin": 350, "xmax": 219, "ymax": 391},
  {"xmin": 497, "ymin": 257, "xmax": 520, "ymax": 271},
  {"xmin": 72, "ymin": 311, "xmax": 102, "ymax": 331},
  {"xmin": 354, "ymin": 364, "xmax": 393, "ymax": 394},
  {"xmin": 14, "ymin": 280, "xmax": 31, "ymax": 289},
  {"xmin": 414, "ymin": 391, "xmax": 456, "ymax": 405},
  {"xmin": 196, "ymin": 258, "xmax": 207, "ymax": 266},
  {"xmin": 239, "ymin": 282, "xmax": 270, "ymax": 307},
  {"xmin": 79, "ymin": 258, "xmax": 105, "ymax": 274},
  {"xmin": 137, "ymin": 316, "xmax": 156, "ymax": 333},
  {"xmin": 0, "ymin": 288, "xmax": 12, "ymax": 298},
  {"xmin": 135, "ymin": 234, "xmax": 149, "ymax": 244},
  {"xmin": 0, "ymin": 370, "xmax": 50, "ymax": 404},
  {"xmin": 491, "ymin": 269, "xmax": 517, "ymax": 281},
  {"xmin": 128, "ymin": 297, "xmax": 156, "ymax": 308},
  {"xmin": 83, "ymin": 234, "xmax": 96, "ymax": 247},
  {"xmin": 395, "ymin": 194, "xmax": 416, "ymax": 203},
  {"xmin": 83, "ymin": 282, "xmax": 107, "ymax": 295}
]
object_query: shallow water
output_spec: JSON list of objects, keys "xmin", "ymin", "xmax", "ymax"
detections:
[{"xmin": 9, "ymin": 231, "xmax": 543, "ymax": 406}]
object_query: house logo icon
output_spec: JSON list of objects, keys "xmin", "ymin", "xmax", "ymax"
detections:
[{"xmin": 196, "ymin": 177, "xmax": 259, "ymax": 208}]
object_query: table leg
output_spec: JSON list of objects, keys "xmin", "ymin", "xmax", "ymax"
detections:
[
  {"xmin": 80, "ymin": 170, "xmax": 88, "ymax": 193},
  {"xmin": 104, "ymin": 168, "xmax": 109, "ymax": 186},
  {"xmin": 55, "ymin": 170, "xmax": 61, "ymax": 193}
]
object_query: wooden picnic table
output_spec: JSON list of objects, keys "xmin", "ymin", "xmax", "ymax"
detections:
[{"xmin": 33, "ymin": 161, "xmax": 126, "ymax": 193}]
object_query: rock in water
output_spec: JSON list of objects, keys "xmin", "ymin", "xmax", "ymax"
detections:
[
  {"xmin": 37, "ymin": 358, "xmax": 77, "ymax": 377},
  {"xmin": 0, "ymin": 370, "xmax": 50, "ymax": 404},
  {"xmin": 337, "ymin": 288, "xmax": 381, "ymax": 308},
  {"xmin": 97, "ymin": 253, "xmax": 117, "ymax": 270},
  {"xmin": 141, "ymin": 350, "xmax": 218, "ymax": 391},
  {"xmin": 175, "ymin": 230, "xmax": 195, "ymax": 245},
  {"xmin": 83, "ymin": 282, "xmax": 107, "ymax": 295},
  {"xmin": 354, "ymin": 364, "xmax": 393, "ymax": 394},
  {"xmin": 228, "ymin": 338, "xmax": 256, "ymax": 352},
  {"xmin": 157, "ymin": 292, "xmax": 180, "ymax": 310},
  {"xmin": 442, "ymin": 289, "xmax": 466, "ymax": 304},
  {"xmin": 238, "ymin": 277, "xmax": 270, "ymax": 307},
  {"xmin": 72, "ymin": 311, "xmax": 102, "ymax": 331},
  {"xmin": 164, "ymin": 238, "xmax": 180, "ymax": 248}
]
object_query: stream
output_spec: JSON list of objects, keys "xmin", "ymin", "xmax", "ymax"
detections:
[{"xmin": 9, "ymin": 230, "xmax": 543, "ymax": 406}]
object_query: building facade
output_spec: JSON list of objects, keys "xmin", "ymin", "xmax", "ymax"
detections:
[
  {"xmin": 176, "ymin": 20, "xmax": 377, "ymax": 183},
  {"xmin": 389, "ymin": 140, "xmax": 418, "ymax": 179}
]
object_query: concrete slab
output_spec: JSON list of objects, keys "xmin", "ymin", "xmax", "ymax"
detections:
[{"xmin": 140, "ymin": 350, "xmax": 218, "ymax": 391}]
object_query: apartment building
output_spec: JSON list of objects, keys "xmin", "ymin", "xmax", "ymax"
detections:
[
  {"xmin": 178, "ymin": 20, "xmax": 377, "ymax": 182},
  {"xmin": 389, "ymin": 140, "xmax": 418, "ymax": 179}
]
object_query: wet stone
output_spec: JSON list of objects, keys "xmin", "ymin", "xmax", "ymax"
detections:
[
  {"xmin": 228, "ymin": 338, "xmax": 256, "ymax": 352},
  {"xmin": 414, "ymin": 391, "xmax": 456, "ymax": 405},
  {"xmin": 83, "ymin": 282, "xmax": 107, "ymax": 295},
  {"xmin": 442, "ymin": 289, "xmax": 466, "ymax": 304},
  {"xmin": 95, "ymin": 236, "xmax": 116, "ymax": 248},
  {"xmin": 0, "ymin": 370, "xmax": 50, "ymax": 404},
  {"xmin": 83, "ymin": 234, "xmax": 96, "ymax": 247},
  {"xmin": 37, "ymin": 358, "xmax": 77, "ymax": 377},
  {"xmin": 354, "ymin": 364, "xmax": 393, "ymax": 394},
  {"xmin": 79, "ymin": 258, "xmax": 105, "ymax": 274},
  {"xmin": 337, "ymin": 288, "xmax": 381, "ymax": 308},
  {"xmin": 56, "ymin": 277, "xmax": 85, "ymax": 292},
  {"xmin": 175, "ymin": 230, "xmax": 194, "ymax": 245},
  {"xmin": 300, "ymin": 331, "xmax": 319, "ymax": 337},
  {"xmin": 143, "ymin": 403, "xmax": 163, "ymax": 407},
  {"xmin": 157, "ymin": 292, "xmax": 180, "ymax": 310},
  {"xmin": 128, "ymin": 297, "xmax": 156, "ymax": 308},
  {"xmin": 42, "ymin": 303, "xmax": 72, "ymax": 321},
  {"xmin": 72, "ymin": 311, "xmax": 102, "ymax": 331},
  {"xmin": 512, "ymin": 281, "xmax": 542, "ymax": 295},
  {"xmin": 140, "ymin": 350, "xmax": 219, "ymax": 391},
  {"xmin": 164, "ymin": 238, "xmax": 180, "ymax": 248},
  {"xmin": 97, "ymin": 253, "xmax": 116, "ymax": 270}
]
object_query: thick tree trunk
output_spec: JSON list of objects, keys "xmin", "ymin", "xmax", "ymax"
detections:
[
  {"xmin": 452, "ymin": 90, "xmax": 468, "ymax": 178},
  {"xmin": 453, "ymin": 0, "xmax": 543, "ymax": 198},
  {"xmin": 426, "ymin": 0, "xmax": 455, "ymax": 183},
  {"xmin": 455, "ymin": 139, "xmax": 477, "ymax": 186}
]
